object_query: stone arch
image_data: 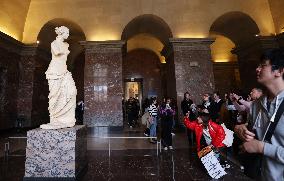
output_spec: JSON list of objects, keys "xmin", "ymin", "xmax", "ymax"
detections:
[
  {"xmin": 121, "ymin": 14, "xmax": 173, "ymax": 97},
  {"xmin": 121, "ymin": 14, "xmax": 173, "ymax": 45},
  {"xmin": 209, "ymin": 11, "xmax": 261, "ymax": 95},
  {"xmin": 121, "ymin": 14, "xmax": 174, "ymax": 126},
  {"xmin": 210, "ymin": 11, "xmax": 260, "ymax": 47}
]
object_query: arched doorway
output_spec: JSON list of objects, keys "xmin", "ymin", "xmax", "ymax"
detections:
[
  {"xmin": 32, "ymin": 18, "xmax": 86, "ymax": 126},
  {"xmin": 121, "ymin": 14, "xmax": 173, "ymax": 127},
  {"xmin": 123, "ymin": 48, "xmax": 162, "ymax": 99},
  {"xmin": 209, "ymin": 11, "xmax": 260, "ymax": 94}
]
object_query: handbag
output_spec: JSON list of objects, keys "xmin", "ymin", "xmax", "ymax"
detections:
[
  {"xmin": 141, "ymin": 112, "xmax": 150, "ymax": 125},
  {"xmin": 220, "ymin": 123, "xmax": 234, "ymax": 147},
  {"xmin": 208, "ymin": 123, "xmax": 233, "ymax": 147}
]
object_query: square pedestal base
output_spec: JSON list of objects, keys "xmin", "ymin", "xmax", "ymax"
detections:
[{"xmin": 23, "ymin": 125, "xmax": 87, "ymax": 180}]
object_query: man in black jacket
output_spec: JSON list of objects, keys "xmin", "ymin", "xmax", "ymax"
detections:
[
  {"xmin": 181, "ymin": 92, "xmax": 193, "ymax": 116},
  {"xmin": 181, "ymin": 92, "xmax": 194, "ymax": 145},
  {"xmin": 211, "ymin": 91, "xmax": 224, "ymax": 123}
]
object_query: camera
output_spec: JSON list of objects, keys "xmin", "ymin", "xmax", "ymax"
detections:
[
  {"xmin": 189, "ymin": 104, "xmax": 210, "ymax": 120},
  {"xmin": 189, "ymin": 104, "xmax": 199, "ymax": 119},
  {"xmin": 166, "ymin": 103, "xmax": 171, "ymax": 109}
]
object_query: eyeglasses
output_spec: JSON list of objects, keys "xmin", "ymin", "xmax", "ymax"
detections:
[
  {"xmin": 257, "ymin": 63, "xmax": 278, "ymax": 70},
  {"xmin": 257, "ymin": 63, "xmax": 269, "ymax": 68}
]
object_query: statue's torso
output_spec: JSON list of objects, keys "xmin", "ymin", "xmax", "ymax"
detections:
[{"xmin": 46, "ymin": 40, "xmax": 70, "ymax": 77}]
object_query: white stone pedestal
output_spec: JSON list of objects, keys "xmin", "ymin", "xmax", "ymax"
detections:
[{"xmin": 23, "ymin": 125, "xmax": 87, "ymax": 180}]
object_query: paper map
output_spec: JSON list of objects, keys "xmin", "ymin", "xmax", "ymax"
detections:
[{"xmin": 200, "ymin": 151, "xmax": 227, "ymax": 179}]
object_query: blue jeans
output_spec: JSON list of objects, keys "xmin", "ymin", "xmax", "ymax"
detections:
[{"xmin": 150, "ymin": 116, "xmax": 157, "ymax": 137}]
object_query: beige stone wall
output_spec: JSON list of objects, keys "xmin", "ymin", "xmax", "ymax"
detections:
[
  {"xmin": 127, "ymin": 34, "xmax": 165, "ymax": 63},
  {"xmin": 20, "ymin": 0, "xmax": 275, "ymax": 43},
  {"xmin": 0, "ymin": 0, "xmax": 31, "ymax": 41},
  {"xmin": 268, "ymin": 0, "xmax": 284, "ymax": 34},
  {"xmin": 210, "ymin": 34, "xmax": 237, "ymax": 62}
]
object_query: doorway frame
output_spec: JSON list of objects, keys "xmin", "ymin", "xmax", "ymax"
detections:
[
  {"xmin": 123, "ymin": 78, "xmax": 143, "ymax": 125},
  {"xmin": 124, "ymin": 78, "xmax": 143, "ymax": 104}
]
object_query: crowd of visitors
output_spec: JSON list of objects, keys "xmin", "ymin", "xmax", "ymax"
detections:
[
  {"xmin": 181, "ymin": 48, "xmax": 284, "ymax": 181},
  {"xmin": 120, "ymin": 48, "xmax": 284, "ymax": 181},
  {"xmin": 140, "ymin": 97, "xmax": 176, "ymax": 150}
]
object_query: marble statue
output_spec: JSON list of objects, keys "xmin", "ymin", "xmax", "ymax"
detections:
[{"xmin": 40, "ymin": 26, "xmax": 77, "ymax": 129}]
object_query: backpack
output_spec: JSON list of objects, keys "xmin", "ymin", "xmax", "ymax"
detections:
[{"xmin": 141, "ymin": 112, "xmax": 150, "ymax": 126}]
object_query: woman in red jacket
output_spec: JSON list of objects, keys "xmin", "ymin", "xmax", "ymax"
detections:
[{"xmin": 184, "ymin": 109, "xmax": 226, "ymax": 152}]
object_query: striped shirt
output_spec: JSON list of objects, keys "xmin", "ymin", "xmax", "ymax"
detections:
[{"xmin": 148, "ymin": 104, "xmax": 158, "ymax": 116}]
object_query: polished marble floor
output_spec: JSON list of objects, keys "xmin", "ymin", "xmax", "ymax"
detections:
[
  {"xmin": 0, "ymin": 127, "xmax": 251, "ymax": 181},
  {"xmin": 81, "ymin": 149, "xmax": 251, "ymax": 181}
]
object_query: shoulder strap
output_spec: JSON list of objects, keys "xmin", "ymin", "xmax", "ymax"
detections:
[{"xmin": 264, "ymin": 100, "xmax": 284, "ymax": 142}]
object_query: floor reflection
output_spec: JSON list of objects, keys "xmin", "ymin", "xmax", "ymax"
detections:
[{"xmin": 81, "ymin": 149, "xmax": 250, "ymax": 181}]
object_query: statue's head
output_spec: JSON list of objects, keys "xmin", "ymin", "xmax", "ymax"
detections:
[{"xmin": 55, "ymin": 26, "xmax": 69, "ymax": 40}]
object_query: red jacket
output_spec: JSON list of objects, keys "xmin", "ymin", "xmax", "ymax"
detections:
[{"xmin": 184, "ymin": 117, "xmax": 225, "ymax": 151}]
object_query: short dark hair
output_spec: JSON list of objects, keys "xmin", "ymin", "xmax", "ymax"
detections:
[
  {"xmin": 213, "ymin": 91, "xmax": 220, "ymax": 97},
  {"xmin": 200, "ymin": 113, "xmax": 210, "ymax": 124},
  {"xmin": 184, "ymin": 92, "xmax": 190, "ymax": 99},
  {"xmin": 150, "ymin": 97, "xmax": 157, "ymax": 104},
  {"xmin": 261, "ymin": 49, "xmax": 284, "ymax": 79}
]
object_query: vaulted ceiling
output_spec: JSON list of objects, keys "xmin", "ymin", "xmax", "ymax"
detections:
[{"xmin": 1, "ymin": 0, "xmax": 282, "ymax": 43}]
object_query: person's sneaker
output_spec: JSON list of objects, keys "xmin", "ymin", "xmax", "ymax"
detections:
[
  {"xmin": 169, "ymin": 146, "xmax": 173, "ymax": 150},
  {"xmin": 144, "ymin": 133, "xmax": 149, "ymax": 136},
  {"xmin": 149, "ymin": 139, "xmax": 156, "ymax": 144},
  {"xmin": 171, "ymin": 133, "xmax": 175, "ymax": 136},
  {"xmin": 130, "ymin": 126, "xmax": 133, "ymax": 128},
  {"xmin": 164, "ymin": 147, "xmax": 168, "ymax": 151}
]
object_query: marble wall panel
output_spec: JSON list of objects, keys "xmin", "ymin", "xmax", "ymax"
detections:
[
  {"xmin": 0, "ymin": 32, "xmax": 21, "ymax": 129},
  {"xmin": 17, "ymin": 45, "xmax": 38, "ymax": 127},
  {"xmin": 81, "ymin": 41, "xmax": 125, "ymax": 127},
  {"xmin": 170, "ymin": 38, "xmax": 215, "ymax": 122},
  {"xmin": 213, "ymin": 62, "xmax": 240, "ymax": 96}
]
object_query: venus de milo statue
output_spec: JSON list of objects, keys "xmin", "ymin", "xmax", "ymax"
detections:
[{"xmin": 40, "ymin": 26, "xmax": 77, "ymax": 129}]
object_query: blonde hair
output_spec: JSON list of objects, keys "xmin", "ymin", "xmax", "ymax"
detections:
[{"xmin": 55, "ymin": 26, "xmax": 69, "ymax": 36}]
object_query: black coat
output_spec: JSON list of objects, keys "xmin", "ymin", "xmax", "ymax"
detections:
[
  {"xmin": 181, "ymin": 99, "xmax": 193, "ymax": 116},
  {"xmin": 210, "ymin": 99, "xmax": 224, "ymax": 121}
]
